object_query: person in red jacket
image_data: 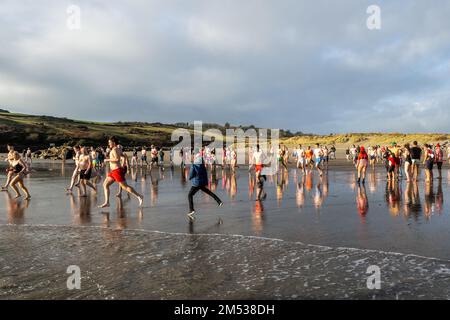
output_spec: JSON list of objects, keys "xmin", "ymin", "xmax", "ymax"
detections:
[{"xmin": 356, "ymin": 146, "xmax": 369, "ymax": 184}]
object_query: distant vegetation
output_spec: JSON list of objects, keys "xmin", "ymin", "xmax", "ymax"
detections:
[
  {"xmin": 0, "ymin": 111, "xmax": 288, "ymax": 152},
  {"xmin": 1, "ymin": 110, "xmax": 449, "ymax": 152},
  {"xmin": 284, "ymin": 133, "xmax": 450, "ymax": 148}
]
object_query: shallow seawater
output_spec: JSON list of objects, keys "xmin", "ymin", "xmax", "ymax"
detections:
[{"xmin": 1, "ymin": 162, "xmax": 450, "ymax": 260}]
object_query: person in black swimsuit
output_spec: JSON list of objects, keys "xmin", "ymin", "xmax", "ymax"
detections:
[
  {"xmin": 9, "ymin": 152, "xmax": 30, "ymax": 199},
  {"xmin": 403, "ymin": 143, "xmax": 412, "ymax": 182}
]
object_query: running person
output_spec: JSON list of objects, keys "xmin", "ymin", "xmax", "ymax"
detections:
[
  {"xmin": 140, "ymin": 147, "xmax": 149, "ymax": 167},
  {"xmin": 99, "ymin": 137, "xmax": 143, "ymax": 208},
  {"xmin": 150, "ymin": 145, "xmax": 159, "ymax": 169},
  {"xmin": 2, "ymin": 144, "xmax": 16, "ymax": 191},
  {"xmin": 252, "ymin": 144, "xmax": 266, "ymax": 179},
  {"xmin": 131, "ymin": 148, "xmax": 138, "ymax": 167},
  {"xmin": 66, "ymin": 146, "xmax": 81, "ymax": 193},
  {"xmin": 78, "ymin": 146, "xmax": 97, "ymax": 197},
  {"xmin": 313, "ymin": 144, "xmax": 324, "ymax": 176},
  {"xmin": 187, "ymin": 152, "xmax": 223, "ymax": 221},
  {"xmin": 9, "ymin": 151, "xmax": 31, "ymax": 199},
  {"xmin": 296, "ymin": 144, "xmax": 306, "ymax": 174}
]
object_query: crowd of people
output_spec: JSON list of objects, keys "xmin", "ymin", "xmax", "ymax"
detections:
[
  {"xmin": 346, "ymin": 142, "xmax": 448, "ymax": 184},
  {"xmin": 1, "ymin": 138, "xmax": 448, "ymax": 221}
]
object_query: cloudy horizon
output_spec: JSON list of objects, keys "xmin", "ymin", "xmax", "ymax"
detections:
[{"xmin": 1, "ymin": 0, "xmax": 450, "ymax": 134}]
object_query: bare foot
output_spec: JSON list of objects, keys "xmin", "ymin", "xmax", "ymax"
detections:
[{"xmin": 98, "ymin": 203, "xmax": 110, "ymax": 208}]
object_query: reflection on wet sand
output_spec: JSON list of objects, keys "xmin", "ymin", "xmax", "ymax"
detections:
[
  {"xmin": 2, "ymin": 161, "xmax": 450, "ymax": 237},
  {"xmin": 356, "ymin": 184, "xmax": 369, "ymax": 222},
  {"xmin": 4, "ymin": 191, "xmax": 29, "ymax": 224}
]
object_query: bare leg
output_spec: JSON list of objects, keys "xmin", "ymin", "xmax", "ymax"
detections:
[
  {"xmin": 99, "ymin": 177, "xmax": 115, "ymax": 208},
  {"xmin": 10, "ymin": 175, "xmax": 21, "ymax": 198},
  {"xmin": 85, "ymin": 180, "xmax": 97, "ymax": 192},
  {"xmin": 18, "ymin": 180, "xmax": 30, "ymax": 199},
  {"xmin": 2, "ymin": 171, "xmax": 13, "ymax": 189},
  {"xmin": 119, "ymin": 182, "xmax": 143, "ymax": 206},
  {"xmin": 80, "ymin": 180, "xmax": 87, "ymax": 197}
]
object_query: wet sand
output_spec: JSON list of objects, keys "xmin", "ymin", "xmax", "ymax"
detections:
[
  {"xmin": 1, "ymin": 160, "xmax": 450, "ymax": 299},
  {"xmin": 1, "ymin": 225, "xmax": 450, "ymax": 300}
]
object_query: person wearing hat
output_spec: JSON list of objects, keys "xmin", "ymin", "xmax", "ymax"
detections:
[{"xmin": 187, "ymin": 151, "xmax": 223, "ymax": 221}]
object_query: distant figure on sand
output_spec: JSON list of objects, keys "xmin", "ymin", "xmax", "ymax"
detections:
[{"xmin": 99, "ymin": 137, "xmax": 143, "ymax": 208}]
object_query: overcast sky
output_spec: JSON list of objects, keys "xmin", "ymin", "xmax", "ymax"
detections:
[{"xmin": 1, "ymin": 0, "xmax": 450, "ymax": 133}]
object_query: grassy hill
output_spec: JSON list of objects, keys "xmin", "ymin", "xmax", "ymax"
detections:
[
  {"xmin": 2, "ymin": 111, "xmax": 449, "ymax": 152},
  {"xmin": 0, "ymin": 111, "xmax": 264, "ymax": 152},
  {"xmin": 283, "ymin": 133, "xmax": 450, "ymax": 148}
]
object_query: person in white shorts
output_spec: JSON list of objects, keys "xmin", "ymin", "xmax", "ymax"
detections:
[{"xmin": 296, "ymin": 144, "xmax": 306, "ymax": 174}]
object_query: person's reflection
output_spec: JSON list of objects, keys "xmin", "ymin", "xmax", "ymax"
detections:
[
  {"xmin": 209, "ymin": 167, "xmax": 219, "ymax": 192},
  {"xmin": 248, "ymin": 172, "xmax": 255, "ymax": 199},
  {"xmin": 252, "ymin": 200, "xmax": 265, "ymax": 236},
  {"xmin": 305, "ymin": 172, "xmax": 313, "ymax": 192},
  {"xmin": 140, "ymin": 166, "xmax": 147, "ymax": 195},
  {"xmin": 5, "ymin": 192, "xmax": 28, "ymax": 224},
  {"xmin": 404, "ymin": 181, "xmax": 422, "ymax": 220},
  {"xmin": 435, "ymin": 179, "xmax": 444, "ymax": 215},
  {"xmin": 313, "ymin": 179, "xmax": 323, "ymax": 210},
  {"xmin": 61, "ymin": 161, "xmax": 66, "ymax": 177},
  {"xmin": 149, "ymin": 171, "xmax": 159, "ymax": 206},
  {"xmin": 256, "ymin": 175, "xmax": 267, "ymax": 201},
  {"xmin": 321, "ymin": 175, "xmax": 329, "ymax": 200},
  {"xmin": 68, "ymin": 193, "xmax": 92, "ymax": 225},
  {"xmin": 169, "ymin": 165, "xmax": 175, "ymax": 180},
  {"xmin": 130, "ymin": 166, "xmax": 138, "ymax": 183},
  {"xmin": 356, "ymin": 184, "xmax": 369, "ymax": 222},
  {"xmin": 368, "ymin": 170, "xmax": 377, "ymax": 194},
  {"xmin": 221, "ymin": 168, "xmax": 227, "ymax": 190},
  {"xmin": 181, "ymin": 166, "xmax": 188, "ymax": 187},
  {"xmin": 115, "ymin": 196, "xmax": 128, "ymax": 230},
  {"xmin": 276, "ymin": 171, "xmax": 288, "ymax": 205},
  {"xmin": 296, "ymin": 174, "xmax": 305, "ymax": 208},
  {"xmin": 424, "ymin": 181, "xmax": 435, "ymax": 220},
  {"xmin": 230, "ymin": 171, "xmax": 237, "ymax": 199},
  {"xmin": 385, "ymin": 180, "xmax": 401, "ymax": 217}
]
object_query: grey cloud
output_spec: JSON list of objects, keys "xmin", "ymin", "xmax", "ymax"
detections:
[{"xmin": 1, "ymin": 0, "xmax": 450, "ymax": 133}]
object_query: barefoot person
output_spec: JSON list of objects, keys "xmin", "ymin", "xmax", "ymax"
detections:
[
  {"xmin": 251, "ymin": 144, "xmax": 266, "ymax": 179},
  {"xmin": 313, "ymin": 144, "xmax": 324, "ymax": 177},
  {"xmin": 410, "ymin": 141, "xmax": 422, "ymax": 181},
  {"xmin": 423, "ymin": 144, "xmax": 434, "ymax": 183},
  {"xmin": 356, "ymin": 146, "xmax": 369, "ymax": 184},
  {"xmin": 99, "ymin": 137, "xmax": 143, "ymax": 208},
  {"xmin": 403, "ymin": 143, "xmax": 412, "ymax": 182},
  {"xmin": 187, "ymin": 152, "xmax": 223, "ymax": 221},
  {"xmin": 2, "ymin": 144, "xmax": 17, "ymax": 191},
  {"xmin": 78, "ymin": 146, "xmax": 97, "ymax": 197},
  {"xmin": 296, "ymin": 144, "xmax": 306, "ymax": 174},
  {"xmin": 116, "ymin": 145, "xmax": 131, "ymax": 198},
  {"xmin": 66, "ymin": 146, "xmax": 81, "ymax": 193},
  {"xmin": 9, "ymin": 151, "xmax": 31, "ymax": 199},
  {"xmin": 435, "ymin": 143, "xmax": 444, "ymax": 179}
]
